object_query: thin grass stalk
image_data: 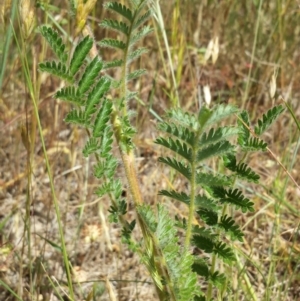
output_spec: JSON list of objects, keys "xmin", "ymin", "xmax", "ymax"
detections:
[
  {"xmin": 242, "ymin": 0, "xmax": 263, "ymax": 107},
  {"xmin": 16, "ymin": 11, "xmax": 35, "ymax": 296},
  {"xmin": 0, "ymin": 0, "xmax": 18, "ymax": 90},
  {"xmin": 277, "ymin": 0, "xmax": 284, "ymax": 89},
  {"xmin": 151, "ymin": 0, "xmax": 179, "ymax": 107},
  {"xmin": 13, "ymin": 27, "xmax": 76, "ymax": 301},
  {"xmin": 234, "ymin": 250, "xmax": 259, "ymax": 301},
  {"xmin": 30, "ymin": 85, "xmax": 75, "ymax": 301},
  {"xmin": 0, "ymin": 279, "xmax": 24, "ymax": 301}
]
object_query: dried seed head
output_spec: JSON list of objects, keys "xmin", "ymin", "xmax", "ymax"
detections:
[
  {"xmin": 1, "ymin": 0, "xmax": 12, "ymax": 24},
  {"xmin": 269, "ymin": 71, "xmax": 277, "ymax": 99},
  {"xmin": 203, "ymin": 85, "xmax": 212, "ymax": 106},
  {"xmin": 212, "ymin": 36, "xmax": 219, "ymax": 64},
  {"xmin": 204, "ymin": 37, "xmax": 219, "ymax": 64},
  {"xmin": 76, "ymin": 0, "xmax": 97, "ymax": 35},
  {"xmin": 19, "ymin": 0, "xmax": 35, "ymax": 39},
  {"xmin": 204, "ymin": 39, "xmax": 214, "ymax": 63}
]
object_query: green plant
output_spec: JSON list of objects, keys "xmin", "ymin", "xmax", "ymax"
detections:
[{"xmin": 38, "ymin": 1, "xmax": 285, "ymax": 300}]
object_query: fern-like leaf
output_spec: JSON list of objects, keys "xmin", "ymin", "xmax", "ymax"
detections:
[
  {"xmin": 100, "ymin": 19, "xmax": 129, "ymax": 36},
  {"xmin": 237, "ymin": 110, "xmax": 250, "ymax": 146},
  {"xmin": 99, "ymin": 38, "xmax": 126, "ymax": 50},
  {"xmin": 78, "ymin": 56, "xmax": 103, "ymax": 95},
  {"xmin": 255, "ymin": 105, "xmax": 284, "ymax": 135},
  {"xmin": 199, "ymin": 104, "xmax": 238, "ymax": 129},
  {"xmin": 200, "ymin": 127, "xmax": 239, "ymax": 146},
  {"xmin": 224, "ymin": 154, "xmax": 260, "ymax": 183},
  {"xmin": 242, "ymin": 137, "xmax": 267, "ymax": 152},
  {"xmin": 82, "ymin": 137, "xmax": 100, "ymax": 157},
  {"xmin": 94, "ymin": 155, "xmax": 118, "ymax": 179},
  {"xmin": 39, "ymin": 61, "xmax": 72, "ymax": 82},
  {"xmin": 212, "ymin": 187, "xmax": 254, "ymax": 213},
  {"xmin": 206, "ymin": 104, "xmax": 238, "ymax": 127},
  {"xmin": 193, "ymin": 226, "xmax": 218, "ymax": 240},
  {"xmin": 192, "ymin": 258, "xmax": 210, "ymax": 278},
  {"xmin": 193, "ymin": 234, "xmax": 214, "ymax": 253},
  {"xmin": 209, "ymin": 271, "xmax": 226, "ymax": 289},
  {"xmin": 133, "ymin": 10, "xmax": 152, "ymax": 30},
  {"xmin": 55, "ymin": 86, "xmax": 83, "ymax": 105},
  {"xmin": 166, "ymin": 109, "xmax": 198, "ymax": 129},
  {"xmin": 85, "ymin": 77, "xmax": 111, "ymax": 119},
  {"xmin": 129, "ymin": 25, "xmax": 153, "ymax": 46},
  {"xmin": 104, "ymin": 2, "xmax": 133, "ymax": 22},
  {"xmin": 126, "ymin": 69, "xmax": 146, "ymax": 81},
  {"xmin": 196, "ymin": 172, "xmax": 232, "ymax": 187},
  {"xmin": 197, "ymin": 209, "xmax": 218, "ymax": 226},
  {"xmin": 218, "ymin": 215, "xmax": 244, "ymax": 242},
  {"xmin": 99, "ymin": 127, "xmax": 114, "ymax": 158},
  {"xmin": 69, "ymin": 36, "xmax": 93, "ymax": 76},
  {"xmin": 155, "ymin": 137, "xmax": 192, "ymax": 162},
  {"xmin": 195, "ymin": 195, "xmax": 219, "ymax": 211},
  {"xmin": 159, "ymin": 190, "xmax": 190, "ymax": 205},
  {"xmin": 213, "ymin": 242, "xmax": 235, "ymax": 264},
  {"xmin": 95, "ymin": 182, "xmax": 115, "ymax": 197},
  {"xmin": 127, "ymin": 47, "xmax": 148, "ymax": 65},
  {"xmin": 93, "ymin": 99, "xmax": 113, "ymax": 138},
  {"xmin": 137, "ymin": 205, "xmax": 157, "ymax": 233},
  {"xmin": 155, "ymin": 205, "xmax": 201, "ymax": 301},
  {"xmin": 197, "ymin": 140, "xmax": 234, "ymax": 162},
  {"xmin": 103, "ymin": 59, "xmax": 124, "ymax": 69},
  {"xmin": 223, "ymin": 153, "xmax": 237, "ymax": 171},
  {"xmin": 158, "ymin": 157, "xmax": 191, "ymax": 180},
  {"xmin": 64, "ymin": 109, "xmax": 88, "ymax": 127},
  {"xmin": 158, "ymin": 122, "xmax": 195, "ymax": 146},
  {"xmin": 39, "ymin": 26, "xmax": 68, "ymax": 63},
  {"xmin": 198, "ymin": 106, "xmax": 213, "ymax": 129},
  {"xmin": 235, "ymin": 162, "xmax": 260, "ymax": 183}
]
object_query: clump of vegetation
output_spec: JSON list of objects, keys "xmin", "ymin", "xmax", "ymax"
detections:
[
  {"xmin": 38, "ymin": 1, "xmax": 284, "ymax": 300},
  {"xmin": 1, "ymin": 0, "xmax": 299, "ymax": 301}
]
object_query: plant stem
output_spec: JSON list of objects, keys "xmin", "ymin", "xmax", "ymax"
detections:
[{"xmin": 185, "ymin": 152, "xmax": 196, "ymax": 248}]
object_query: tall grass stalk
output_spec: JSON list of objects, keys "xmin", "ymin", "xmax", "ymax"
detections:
[
  {"xmin": 0, "ymin": 0, "xmax": 18, "ymax": 90},
  {"xmin": 13, "ymin": 14, "xmax": 76, "ymax": 301},
  {"xmin": 150, "ymin": 0, "xmax": 179, "ymax": 107},
  {"xmin": 242, "ymin": 0, "xmax": 263, "ymax": 107}
]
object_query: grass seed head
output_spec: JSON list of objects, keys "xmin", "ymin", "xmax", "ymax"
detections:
[
  {"xmin": 19, "ymin": 0, "xmax": 35, "ymax": 39},
  {"xmin": 269, "ymin": 71, "xmax": 277, "ymax": 99}
]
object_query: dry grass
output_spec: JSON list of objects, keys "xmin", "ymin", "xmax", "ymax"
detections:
[{"xmin": 1, "ymin": 1, "xmax": 300, "ymax": 300}]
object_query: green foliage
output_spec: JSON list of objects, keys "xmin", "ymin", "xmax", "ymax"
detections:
[
  {"xmin": 93, "ymin": 98, "xmax": 113, "ymax": 138},
  {"xmin": 99, "ymin": 0, "xmax": 153, "ymax": 96},
  {"xmin": 140, "ymin": 204, "xmax": 202, "ymax": 301},
  {"xmin": 197, "ymin": 140, "xmax": 234, "ymax": 161},
  {"xmin": 99, "ymin": 38, "xmax": 126, "ymax": 50},
  {"xmin": 39, "ymin": 2, "xmax": 285, "ymax": 300},
  {"xmin": 255, "ymin": 105, "xmax": 285, "ymax": 135},
  {"xmin": 64, "ymin": 109, "xmax": 89, "ymax": 127},
  {"xmin": 69, "ymin": 36, "xmax": 93, "ymax": 76},
  {"xmin": 104, "ymin": 2, "xmax": 133, "ymax": 22},
  {"xmin": 156, "ymin": 102, "xmax": 283, "ymax": 298},
  {"xmin": 237, "ymin": 110, "xmax": 250, "ymax": 146},
  {"xmin": 39, "ymin": 26, "xmax": 68, "ymax": 63},
  {"xmin": 55, "ymin": 86, "xmax": 83, "ymax": 105},
  {"xmin": 158, "ymin": 157, "xmax": 191, "ymax": 179},
  {"xmin": 100, "ymin": 19, "xmax": 130, "ymax": 36},
  {"xmin": 39, "ymin": 61, "xmax": 72, "ymax": 82},
  {"xmin": 224, "ymin": 154, "xmax": 260, "ymax": 183},
  {"xmin": 155, "ymin": 137, "xmax": 192, "ymax": 162},
  {"xmin": 78, "ymin": 56, "xmax": 103, "ymax": 95}
]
